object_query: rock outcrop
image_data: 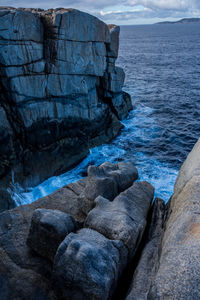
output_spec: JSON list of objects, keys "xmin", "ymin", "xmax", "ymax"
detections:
[
  {"xmin": 148, "ymin": 138, "xmax": 200, "ymax": 300},
  {"xmin": 0, "ymin": 161, "xmax": 155, "ymax": 299},
  {"xmin": 0, "ymin": 7, "xmax": 132, "ymax": 208},
  {"xmin": 126, "ymin": 138, "xmax": 200, "ymax": 300}
]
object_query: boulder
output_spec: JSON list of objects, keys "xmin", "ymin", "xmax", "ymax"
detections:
[
  {"xmin": 85, "ymin": 181, "xmax": 154, "ymax": 258},
  {"xmin": 27, "ymin": 208, "xmax": 78, "ymax": 261},
  {"xmin": 79, "ymin": 161, "xmax": 138, "ymax": 216},
  {"xmin": 53, "ymin": 228, "xmax": 127, "ymax": 300}
]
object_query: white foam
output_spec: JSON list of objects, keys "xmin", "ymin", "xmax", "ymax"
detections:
[{"xmin": 9, "ymin": 101, "xmax": 178, "ymax": 205}]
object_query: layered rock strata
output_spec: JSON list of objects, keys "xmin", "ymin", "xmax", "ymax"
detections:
[
  {"xmin": 0, "ymin": 162, "xmax": 155, "ymax": 299},
  {"xmin": 0, "ymin": 7, "xmax": 132, "ymax": 207}
]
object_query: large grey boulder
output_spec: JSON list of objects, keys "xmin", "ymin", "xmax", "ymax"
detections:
[
  {"xmin": 0, "ymin": 7, "xmax": 132, "ymax": 209},
  {"xmin": 53, "ymin": 228, "xmax": 128, "ymax": 300},
  {"xmin": 79, "ymin": 161, "xmax": 138, "ymax": 216},
  {"xmin": 148, "ymin": 138, "xmax": 200, "ymax": 300},
  {"xmin": 27, "ymin": 208, "xmax": 78, "ymax": 261},
  {"xmin": 85, "ymin": 181, "xmax": 154, "ymax": 258}
]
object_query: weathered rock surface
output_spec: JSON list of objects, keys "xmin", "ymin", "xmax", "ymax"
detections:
[
  {"xmin": 0, "ymin": 160, "xmax": 158, "ymax": 300},
  {"xmin": 85, "ymin": 181, "xmax": 154, "ymax": 258},
  {"xmin": 53, "ymin": 228, "xmax": 127, "ymax": 300},
  {"xmin": 0, "ymin": 7, "xmax": 132, "ymax": 209},
  {"xmin": 147, "ymin": 138, "xmax": 200, "ymax": 300},
  {"xmin": 126, "ymin": 198, "xmax": 166, "ymax": 300},
  {"xmin": 0, "ymin": 162, "xmax": 145, "ymax": 299},
  {"xmin": 0, "ymin": 177, "xmax": 87, "ymax": 299},
  {"xmin": 27, "ymin": 208, "xmax": 78, "ymax": 261},
  {"xmin": 79, "ymin": 161, "xmax": 138, "ymax": 216}
]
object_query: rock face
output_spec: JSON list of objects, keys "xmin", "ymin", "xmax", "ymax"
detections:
[
  {"xmin": 85, "ymin": 181, "xmax": 154, "ymax": 259},
  {"xmin": 125, "ymin": 138, "xmax": 200, "ymax": 300},
  {"xmin": 0, "ymin": 7, "xmax": 132, "ymax": 207},
  {"xmin": 27, "ymin": 208, "xmax": 78, "ymax": 261},
  {"xmin": 148, "ymin": 138, "xmax": 200, "ymax": 300},
  {"xmin": 53, "ymin": 228, "xmax": 127, "ymax": 300},
  {"xmin": 79, "ymin": 161, "xmax": 138, "ymax": 216},
  {"xmin": 126, "ymin": 198, "xmax": 167, "ymax": 300}
]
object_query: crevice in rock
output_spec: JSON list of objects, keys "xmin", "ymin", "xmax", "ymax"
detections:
[
  {"xmin": 111, "ymin": 199, "xmax": 168, "ymax": 300},
  {"xmin": 41, "ymin": 14, "xmax": 57, "ymax": 70},
  {"xmin": 96, "ymin": 80, "xmax": 120, "ymax": 120}
]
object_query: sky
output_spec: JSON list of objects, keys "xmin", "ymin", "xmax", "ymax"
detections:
[{"xmin": 0, "ymin": 0, "xmax": 200, "ymax": 25}]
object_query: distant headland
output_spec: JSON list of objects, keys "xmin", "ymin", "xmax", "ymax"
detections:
[{"xmin": 156, "ymin": 18, "xmax": 200, "ymax": 24}]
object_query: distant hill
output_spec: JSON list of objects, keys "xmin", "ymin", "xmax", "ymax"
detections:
[{"xmin": 156, "ymin": 18, "xmax": 200, "ymax": 24}]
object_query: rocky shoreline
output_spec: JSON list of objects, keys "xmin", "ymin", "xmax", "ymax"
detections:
[
  {"xmin": 1, "ymin": 6, "xmax": 200, "ymax": 300},
  {"xmin": 1, "ymin": 138, "xmax": 200, "ymax": 299}
]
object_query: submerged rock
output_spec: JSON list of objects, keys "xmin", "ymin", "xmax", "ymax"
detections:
[{"xmin": 0, "ymin": 7, "xmax": 132, "ymax": 210}]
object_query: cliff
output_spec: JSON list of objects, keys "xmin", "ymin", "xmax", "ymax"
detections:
[{"xmin": 0, "ymin": 7, "xmax": 132, "ymax": 209}]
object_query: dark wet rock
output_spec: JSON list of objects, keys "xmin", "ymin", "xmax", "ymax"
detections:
[
  {"xmin": 85, "ymin": 181, "xmax": 154, "ymax": 259},
  {"xmin": 0, "ymin": 7, "xmax": 132, "ymax": 210},
  {"xmin": 126, "ymin": 198, "xmax": 166, "ymax": 300},
  {"xmin": 27, "ymin": 208, "xmax": 78, "ymax": 262},
  {"xmin": 79, "ymin": 161, "xmax": 138, "ymax": 216},
  {"xmin": 53, "ymin": 228, "xmax": 128, "ymax": 300},
  {"xmin": 0, "ymin": 178, "xmax": 86, "ymax": 299},
  {"xmin": 0, "ymin": 189, "xmax": 16, "ymax": 212}
]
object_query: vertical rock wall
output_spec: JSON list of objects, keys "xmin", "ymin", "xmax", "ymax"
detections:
[{"xmin": 0, "ymin": 8, "xmax": 132, "ymax": 198}]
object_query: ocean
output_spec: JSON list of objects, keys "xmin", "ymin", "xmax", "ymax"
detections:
[{"xmin": 11, "ymin": 23, "xmax": 200, "ymax": 204}]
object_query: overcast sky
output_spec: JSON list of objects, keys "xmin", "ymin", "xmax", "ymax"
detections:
[{"xmin": 1, "ymin": 0, "xmax": 200, "ymax": 25}]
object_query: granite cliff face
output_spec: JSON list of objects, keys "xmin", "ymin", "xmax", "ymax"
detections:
[{"xmin": 0, "ymin": 7, "xmax": 132, "ymax": 205}]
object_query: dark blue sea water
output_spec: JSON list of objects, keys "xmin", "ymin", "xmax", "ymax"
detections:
[{"xmin": 11, "ymin": 24, "xmax": 200, "ymax": 204}]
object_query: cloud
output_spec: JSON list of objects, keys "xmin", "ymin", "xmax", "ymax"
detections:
[{"xmin": 0, "ymin": 0, "xmax": 200, "ymax": 24}]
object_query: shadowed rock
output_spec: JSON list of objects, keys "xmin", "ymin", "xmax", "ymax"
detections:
[
  {"xmin": 0, "ymin": 178, "xmax": 86, "ymax": 299},
  {"xmin": 79, "ymin": 161, "xmax": 138, "ymax": 216},
  {"xmin": 126, "ymin": 198, "xmax": 166, "ymax": 300},
  {"xmin": 85, "ymin": 181, "xmax": 154, "ymax": 259},
  {"xmin": 0, "ymin": 7, "xmax": 132, "ymax": 210},
  {"xmin": 27, "ymin": 208, "xmax": 78, "ymax": 261},
  {"xmin": 53, "ymin": 228, "xmax": 128, "ymax": 300}
]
